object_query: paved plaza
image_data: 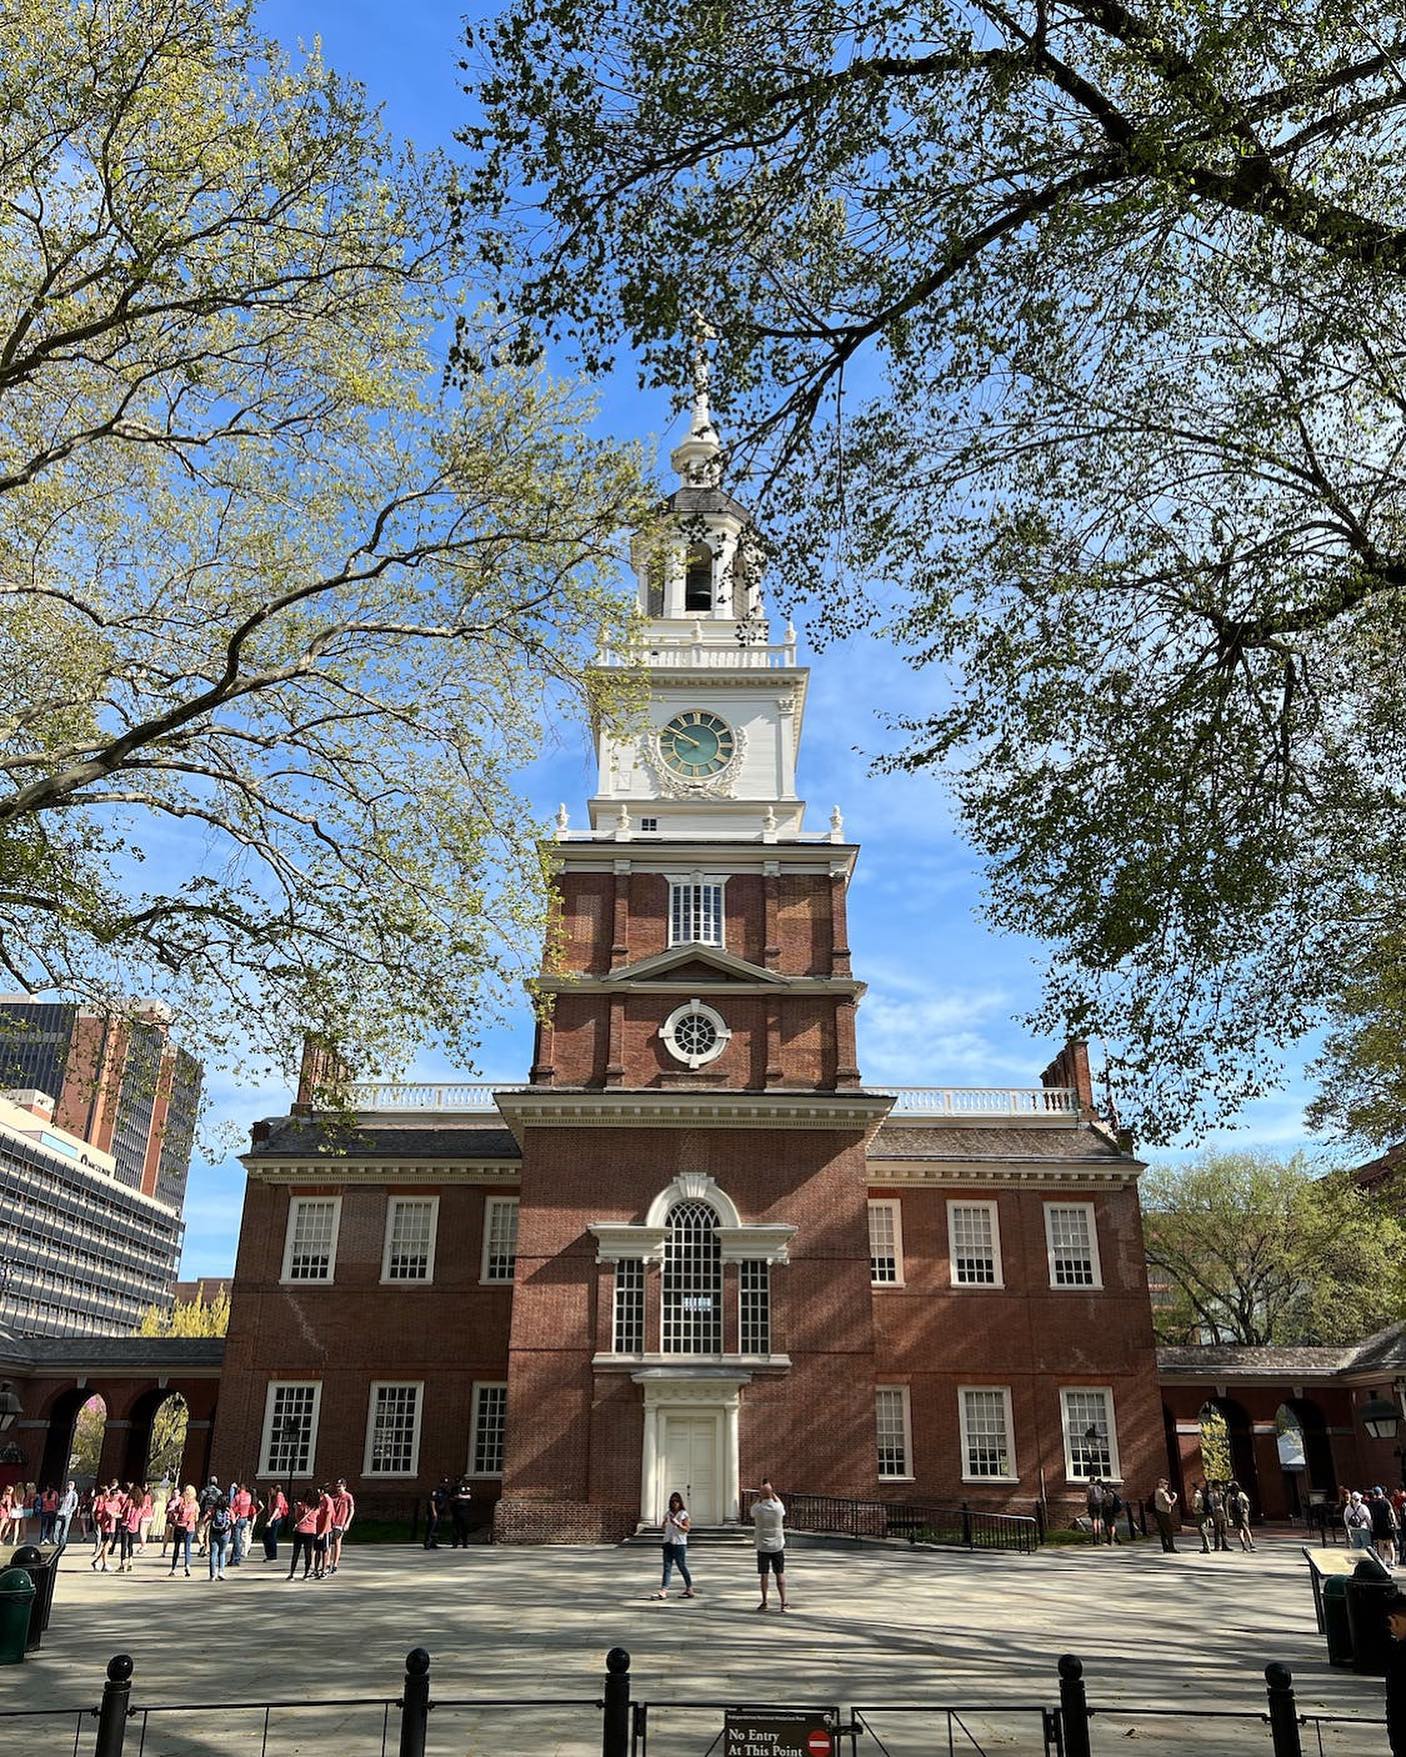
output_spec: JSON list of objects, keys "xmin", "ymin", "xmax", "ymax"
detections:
[{"xmin": 1, "ymin": 1531, "xmax": 1393, "ymax": 1756}]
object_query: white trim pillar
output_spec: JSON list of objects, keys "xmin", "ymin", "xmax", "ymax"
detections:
[
  {"xmin": 640, "ymin": 1402, "xmax": 660, "ymax": 1525},
  {"xmin": 723, "ymin": 1399, "xmax": 740, "ymax": 1522}
]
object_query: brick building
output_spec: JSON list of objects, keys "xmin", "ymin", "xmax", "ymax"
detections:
[{"xmin": 210, "ymin": 387, "xmax": 1165, "ymax": 1539}]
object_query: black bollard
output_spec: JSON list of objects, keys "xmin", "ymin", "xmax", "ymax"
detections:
[
  {"xmin": 94, "ymin": 1654, "xmax": 133, "ymax": 1757},
  {"xmin": 1264, "ymin": 1662, "xmax": 1303, "ymax": 1757},
  {"xmin": 1057, "ymin": 1654, "xmax": 1092, "ymax": 1757},
  {"xmin": 602, "ymin": 1647, "xmax": 631, "ymax": 1757},
  {"xmin": 398, "ymin": 1648, "xmax": 431, "ymax": 1757}
]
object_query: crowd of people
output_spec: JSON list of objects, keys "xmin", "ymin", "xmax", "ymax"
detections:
[{"xmin": 1, "ymin": 1474, "xmax": 362, "ymax": 1582}]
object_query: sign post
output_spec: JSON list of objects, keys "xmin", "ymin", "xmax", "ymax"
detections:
[{"xmin": 723, "ymin": 1707, "xmax": 838, "ymax": 1757}]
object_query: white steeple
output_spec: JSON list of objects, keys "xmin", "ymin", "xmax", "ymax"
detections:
[{"xmin": 592, "ymin": 375, "xmax": 810, "ymax": 839}]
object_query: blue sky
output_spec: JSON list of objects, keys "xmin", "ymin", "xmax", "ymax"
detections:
[{"xmin": 176, "ymin": 0, "xmax": 1319, "ymax": 1277}]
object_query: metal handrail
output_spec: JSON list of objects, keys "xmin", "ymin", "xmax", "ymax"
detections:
[{"xmin": 741, "ymin": 1488, "xmax": 1041, "ymax": 1555}]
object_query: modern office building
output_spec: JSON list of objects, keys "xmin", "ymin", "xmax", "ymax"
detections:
[
  {"xmin": 0, "ymin": 999, "xmax": 201, "ymax": 1209},
  {"xmin": 0, "ymin": 1089, "xmax": 185, "ymax": 1336},
  {"xmin": 210, "ymin": 387, "xmax": 1164, "ymax": 1536}
]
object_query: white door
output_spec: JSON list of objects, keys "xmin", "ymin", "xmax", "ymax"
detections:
[{"xmin": 661, "ymin": 1413, "xmax": 719, "ymax": 1525}]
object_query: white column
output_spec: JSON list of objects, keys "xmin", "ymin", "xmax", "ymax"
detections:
[
  {"xmin": 640, "ymin": 1402, "xmax": 660, "ymax": 1525},
  {"xmin": 723, "ymin": 1399, "xmax": 740, "ymax": 1523}
]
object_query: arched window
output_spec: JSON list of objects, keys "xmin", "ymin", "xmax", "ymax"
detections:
[
  {"xmin": 684, "ymin": 543, "xmax": 714, "ymax": 612},
  {"xmin": 662, "ymin": 1198, "xmax": 722, "ymax": 1353}
]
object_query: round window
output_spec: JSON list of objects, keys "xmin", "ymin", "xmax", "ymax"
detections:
[
  {"xmin": 660, "ymin": 999, "xmax": 730, "ymax": 1069},
  {"xmin": 673, "ymin": 1012, "xmax": 718, "ymax": 1058}
]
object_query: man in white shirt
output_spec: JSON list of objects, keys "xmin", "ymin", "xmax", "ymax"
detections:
[
  {"xmin": 750, "ymin": 1480, "xmax": 788, "ymax": 1612},
  {"xmin": 55, "ymin": 1481, "xmax": 78, "ymax": 1548}
]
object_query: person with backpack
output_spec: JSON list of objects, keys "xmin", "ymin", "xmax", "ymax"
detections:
[
  {"xmin": 196, "ymin": 1477, "xmax": 224, "ymax": 1556},
  {"xmin": 1226, "ymin": 1480, "xmax": 1254, "ymax": 1552},
  {"xmin": 1190, "ymin": 1480, "xmax": 1214, "ymax": 1553},
  {"xmin": 1371, "ymin": 1487, "xmax": 1400, "ymax": 1566},
  {"xmin": 206, "ymin": 1493, "xmax": 233, "ymax": 1579},
  {"xmin": 1084, "ymin": 1476, "xmax": 1104, "ymax": 1544},
  {"xmin": 1100, "ymin": 1480, "xmax": 1123, "ymax": 1544},
  {"xmin": 1346, "ymin": 1491, "xmax": 1374, "ymax": 1551}
]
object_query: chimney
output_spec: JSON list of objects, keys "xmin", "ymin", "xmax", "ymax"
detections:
[
  {"xmin": 292, "ymin": 1033, "xmax": 349, "ymax": 1115},
  {"xmin": 1040, "ymin": 1040, "xmax": 1094, "ymax": 1115}
]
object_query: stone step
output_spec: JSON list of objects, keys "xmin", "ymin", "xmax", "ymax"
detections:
[{"xmin": 621, "ymin": 1524, "xmax": 753, "ymax": 1547}]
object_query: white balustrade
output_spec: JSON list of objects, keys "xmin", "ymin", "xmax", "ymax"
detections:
[{"xmin": 342, "ymin": 1081, "xmax": 1079, "ymax": 1116}]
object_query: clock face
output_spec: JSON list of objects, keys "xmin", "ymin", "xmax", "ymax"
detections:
[{"xmin": 658, "ymin": 709, "xmax": 736, "ymax": 780}]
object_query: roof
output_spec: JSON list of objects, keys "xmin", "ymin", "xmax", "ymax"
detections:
[
  {"xmin": 0, "ymin": 1331, "xmax": 224, "ymax": 1372},
  {"xmin": 869, "ymin": 1122, "xmax": 1130, "ymax": 1162},
  {"xmin": 245, "ymin": 1117, "xmax": 521, "ymax": 1162},
  {"xmin": 664, "ymin": 484, "xmax": 754, "ymax": 522},
  {"xmin": 1354, "ymin": 1142, "xmax": 1406, "ymax": 1191},
  {"xmin": 1157, "ymin": 1321, "xmax": 1406, "ymax": 1381}
]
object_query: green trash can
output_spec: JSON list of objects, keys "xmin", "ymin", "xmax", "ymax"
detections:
[
  {"xmin": 1324, "ymin": 1573, "xmax": 1353, "ymax": 1665},
  {"xmin": 1346, "ymin": 1557, "xmax": 1395, "ymax": 1675},
  {"xmin": 0, "ymin": 1568, "xmax": 35, "ymax": 1665}
]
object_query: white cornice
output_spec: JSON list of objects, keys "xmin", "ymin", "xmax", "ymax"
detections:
[
  {"xmin": 240, "ymin": 1157, "xmax": 520, "ymax": 1186},
  {"xmin": 536, "ymin": 974, "xmax": 865, "ymax": 998},
  {"xmin": 866, "ymin": 1160, "xmax": 1139, "ymax": 1187},
  {"xmin": 495, "ymin": 1088, "xmax": 893, "ymax": 1134}
]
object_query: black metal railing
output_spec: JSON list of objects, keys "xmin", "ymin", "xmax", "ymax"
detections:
[
  {"xmin": 8, "ymin": 1644, "xmax": 1388, "ymax": 1757},
  {"xmin": 742, "ymin": 1488, "xmax": 1041, "ymax": 1554}
]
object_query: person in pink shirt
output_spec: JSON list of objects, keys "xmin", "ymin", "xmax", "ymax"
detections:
[
  {"xmin": 311, "ymin": 1485, "xmax": 335, "ymax": 1579},
  {"xmin": 117, "ymin": 1482, "xmax": 142, "ymax": 1571},
  {"xmin": 90, "ymin": 1484, "xmax": 118, "ymax": 1572},
  {"xmin": 229, "ymin": 1483, "xmax": 255, "ymax": 1566},
  {"xmin": 137, "ymin": 1486, "xmax": 154, "ymax": 1551},
  {"xmin": 261, "ymin": 1484, "xmax": 289, "ymax": 1562},
  {"xmin": 326, "ymin": 1478, "xmax": 356, "ymax": 1576},
  {"xmin": 167, "ymin": 1485, "xmax": 197, "ymax": 1577},
  {"xmin": 287, "ymin": 1491, "xmax": 320, "ymax": 1580}
]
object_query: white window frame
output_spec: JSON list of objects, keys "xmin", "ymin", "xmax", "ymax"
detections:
[
  {"xmin": 739, "ymin": 1258, "xmax": 771, "ymax": 1354},
  {"xmin": 480, "ymin": 1196, "xmax": 520, "ymax": 1285},
  {"xmin": 958, "ymin": 1385, "xmax": 1018, "ymax": 1483},
  {"xmin": 470, "ymin": 1381, "xmax": 508, "ymax": 1478},
  {"xmin": 659, "ymin": 998, "xmax": 732, "ymax": 1070},
  {"xmin": 947, "ymin": 1199, "xmax": 1004, "ymax": 1289},
  {"xmin": 362, "ymin": 1380, "xmax": 424, "ymax": 1478},
  {"xmin": 868, "ymin": 1198, "xmax": 904, "ymax": 1288},
  {"xmin": 1060, "ymin": 1386, "xmax": 1122, "ymax": 1483},
  {"xmin": 1044, "ymin": 1201, "xmax": 1103, "ymax": 1290},
  {"xmin": 380, "ymin": 1195, "xmax": 440, "ymax": 1285},
  {"xmin": 875, "ymin": 1385, "xmax": 914, "ymax": 1482},
  {"xmin": 280, "ymin": 1195, "xmax": 342, "ymax": 1285},
  {"xmin": 667, "ymin": 874, "xmax": 726, "ymax": 948},
  {"xmin": 258, "ymin": 1380, "xmax": 322, "ymax": 1479},
  {"xmin": 613, "ymin": 1257, "xmax": 646, "ymax": 1353}
]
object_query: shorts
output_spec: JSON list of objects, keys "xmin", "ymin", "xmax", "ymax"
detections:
[
  {"xmin": 330, "ymin": 1525, "xmax": 345, "ymax": 1538},
  {"xmin": 312, "ymin": 1534, "xmax": 328, "ymax": 1554},
  {"xmin": 756, "ymin": 1549, "xmax": 786, "ymax": 1575}
]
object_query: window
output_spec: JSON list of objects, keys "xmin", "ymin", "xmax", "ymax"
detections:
[
  {"xmin": 662, "ymin": 1199, "xmax": 722, "ymax": 1354},
  {"xmin": 959, "ymin": 1387, "xmax": 1017, "ymax": 1481},
  {"xmin": 740, "ymin": 1260, "xmax": 771, "ymax": 1353},
  {"xmin": 281, "ymin": 1197, "xmax": 341, "ymax": 1283},
  {"xmin": 1045, "ymin": 1203, "xmax": 1102, "ymax": 1289},
  {"xmin": 364, "ymin": 1382, "xmax": 422, "ymax": 1476},
  {"xmin": 868, "ymin": 1199, "xmax": 903, "ymax": 1286},
  {"xmin": 660, "ymin": 999, "xmax": 731, "ymax": 1069},
  {"xmin": 471, "ymin": 1382, "xmax": 508, "ymax": 1476},
  {"xmin": 1061, "ymin": 1387, "xmax": 1120, "ymax": 1482},
  {"xmin": 876, "ymin": 1386, "xmax": 912, "ymax": 1480},
  {"xmin": 260, "ymin": 1382, "xmax": 321, "ymax": 1478},
  {"xmin": 640, "ymin": 817, "xmax": 659, "ymax": 833},
  {"xmin": 481, "ymin": 1196, "xmax": 519, "ymax": 1284},
  {"xmin": 382, "ymin": 1196, "xmax": 438, "ymax": 1283},
  {"xmin": 684, "ymin": 542, "xmax": 714, "ymax": 611},
  {"xmin": 948, "ymin": 1201, "xmax": 1002, "ymax": 1287},
  {"xmin": 669, "ymin": 880, "xmax": 724, "ymax": 947},
  {"xmin": 613, "ymin": 1258, "xmax": 645, "ymax": 1352}
]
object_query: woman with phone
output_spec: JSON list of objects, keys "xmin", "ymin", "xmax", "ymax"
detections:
[{"xmin": 651, "ymin": 1491, "xmax": 695, "ymax": 1598}]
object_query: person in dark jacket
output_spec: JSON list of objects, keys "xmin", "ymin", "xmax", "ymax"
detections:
[{"xmin": 1371, "ymin": 1487, "xmax": 1400, "ymax": 1567}]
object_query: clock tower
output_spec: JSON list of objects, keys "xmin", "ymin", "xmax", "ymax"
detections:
[{"xmin": 494, "ymin": 377, "xmax": 890, "ymax": 1543}]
